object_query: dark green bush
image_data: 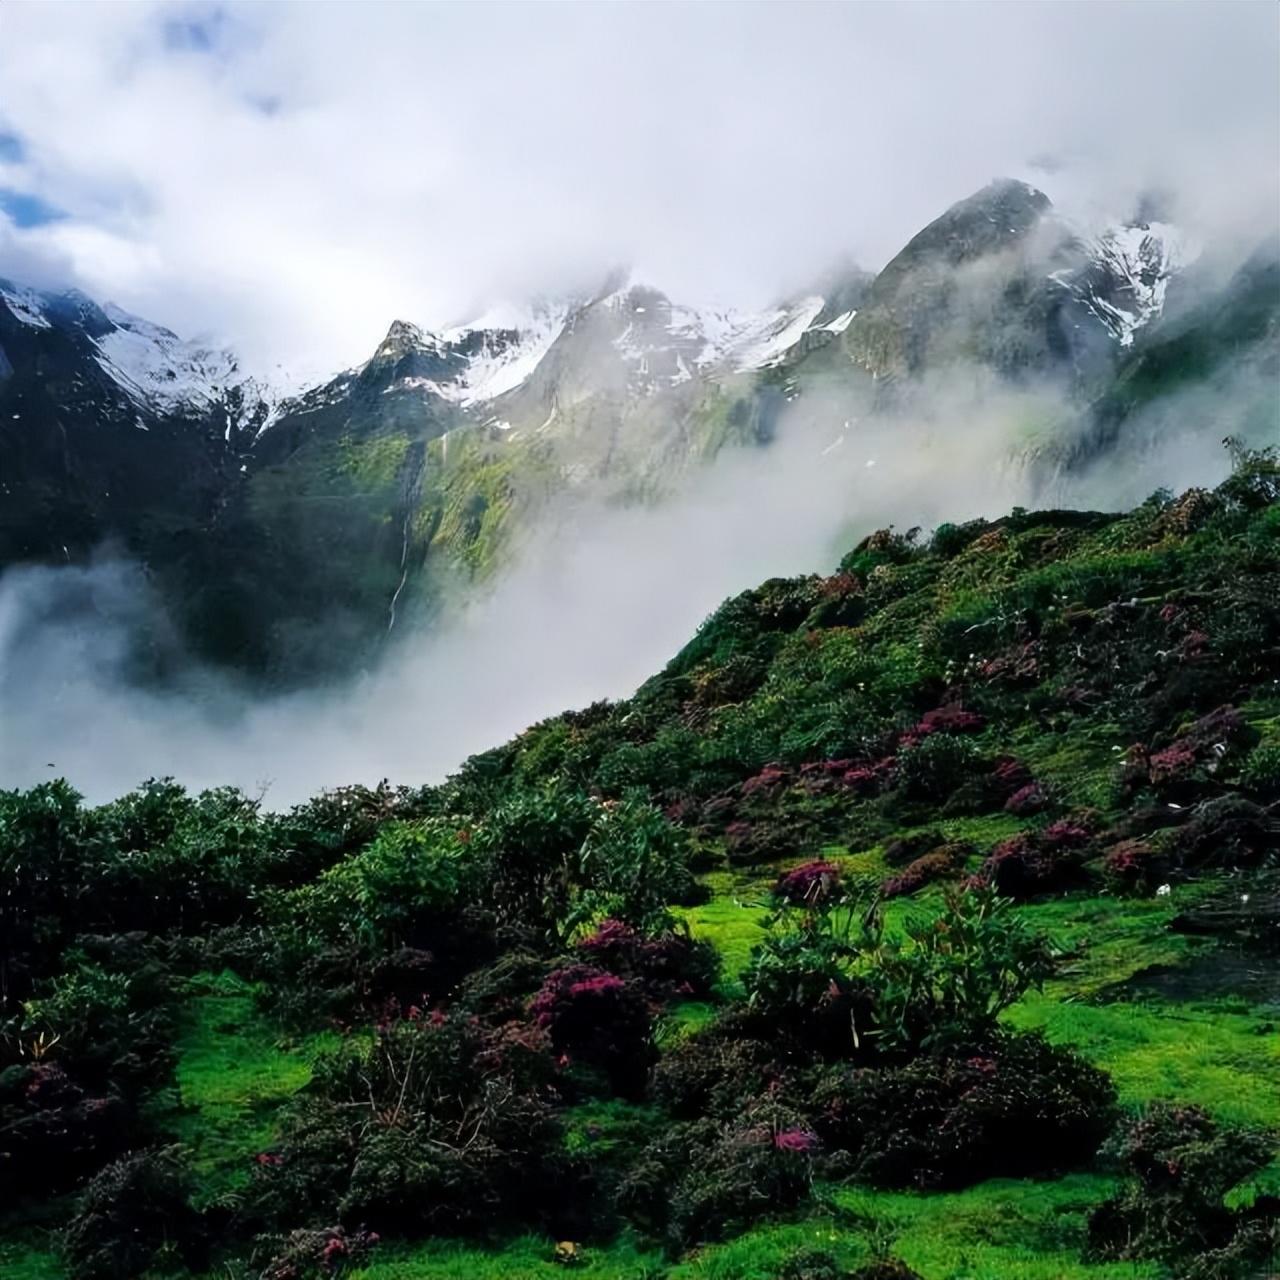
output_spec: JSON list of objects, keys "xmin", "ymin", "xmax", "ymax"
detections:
[
  {"xmin": 58, "ymin": 1147, "xmax": 203, "ymax": 1280},
  {"xmin": 1088, "ymin": 1104, "xmax": 1278, "ymax": 1279},
  {"xmin": 813, "ymin": 1031, "xmax": 1115, "ymax": 1189}
]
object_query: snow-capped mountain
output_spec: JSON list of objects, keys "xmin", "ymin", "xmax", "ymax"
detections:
[
  {"xmin": 2, "ymin": 177, "xmax": 1273, "ymax": 682},
  {"xmin": 0, "ymin": 279, "xmax": 291, "ymax": 439}
]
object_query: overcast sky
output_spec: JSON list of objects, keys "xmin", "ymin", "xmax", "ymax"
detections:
[{"xmin": 0, "ymin": 0, "xmax": 1276, "ymax": 379}]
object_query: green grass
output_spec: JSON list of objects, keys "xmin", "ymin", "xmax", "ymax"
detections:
[
  {"xmin": 675, "ymin": 872, "xmax": 771, "ymax": 992},
  {"xmin": 350, "ymin": 1235, "xmax": 667, "ymax": 1279},
  {"xmin": 831, "ymin": 1175, "xmax": 1163, "ymax": 1280},
  {"xmin": 1009, "ymin": 994, "xmax": 1280, "ymax": 1130},
  {"xmin": 0, "ymin": 1238, "xmax": 63, "ymax": 1280},
  {"xmin": 1005, "ymin": 889, "xmax": 1280, "ymax": 1129},
  {"xmin": 151, "ymin": 970, "xmax": 340, "ymax": 1204},
  {"xmin": 341, "ymin": 1175, "xmax": 1167, "ymax": 1280}
]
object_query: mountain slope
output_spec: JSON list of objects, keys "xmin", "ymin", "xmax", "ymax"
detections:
[{"xmin": 2, "ymin": 453, "xmax": 1277, "ymax": 1279}]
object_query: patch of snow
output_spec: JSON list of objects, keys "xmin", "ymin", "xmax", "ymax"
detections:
[
  {"xmin": 820, "ymin": 309, "xmax": 856, "ymax": 334},
  {"xmin": 428, "ymin": 300, "xmax": 571, "ymax": 406},
  {"xmin": 666, "ymin": 295, "xmax": 826, "ymax": 372},
  {"xmin": 94, "ymin": 302, "xmax": 296, "ymax": 433},
  {"xmin": 1, "ymin": 283, "xmax": 51, "ymax": 329},
  {"xmin": 1057, "ymin": 220, "xmax": 1200, "ymax": 347},
  {"xmin": 730, "ymin": 296, "xmax": 825, "ymax": 370}
]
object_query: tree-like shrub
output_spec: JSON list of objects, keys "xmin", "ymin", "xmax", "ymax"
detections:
[
  {"xmin": 651, "ymin": 1016, "xmax": 790, "ymax": 1120},
  {"xmin": 257, "ymin": 1017, "xmax": 563, "ymax": 1236},
  {"xmin": 623, "ymin": 1104, "xmax": 817, "ymax": 1249},
  {"xmin": 880, "ymin": 845, "xmax": 967, "ymax": 898},
  {"xmin": 0, "ymin": 1062, "xmax": 129, "ymax": 1201},
  {"xmin": 896, "ymin": 733, "xmax": 984, "ymax": 802},
  {"xmin": 974, "ymin": 831, "xmax": 1088, "ymax": 898},
  {"xmin": 255, "ymin": 1225, "xmax": 381, "ymax": 1280},
  {"xmin": 1240, "ymin": 741, "xmax": 1280, "ymax": 800}
]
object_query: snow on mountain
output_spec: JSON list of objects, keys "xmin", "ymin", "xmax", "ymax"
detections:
[
  {"xmin": 0, "ymin": 283, "xmax": 53, "ymax": 329},
  {"xmin": 375, "ymin": 302, "xmax": 572, "ymax": 407},
  {"xmin": 442, "ymin": 301, "xmax": 571, "ymax": 405},
  {"xmin": 1054, "ymin": 221, "xmax": 1198, "ymax": 347},
  {"xmin": 96, "ymin": 304, "xmax": 298, "ymax": 438},
  {"xmin": 96, "ymin": 305, "xmax": 241, "ymax": 412}
]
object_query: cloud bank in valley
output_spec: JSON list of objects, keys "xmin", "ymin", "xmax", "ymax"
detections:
[
  {"xmin": 0, "ymin": 1, "xmax": 1276, "ymax": 377},
  {"xmin": 0, "ymin": 365, "xmax": 1254, "ymax": 808}
]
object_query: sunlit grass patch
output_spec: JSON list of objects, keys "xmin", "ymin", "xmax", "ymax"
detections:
[
  {"xmin": 1005, "ymin": 886, "xmax": 1280, "ymax": 1129},
  {"xmin": 350, "ymin": 1234, "xmax": 666, "ymax": 1279},
  {"xmin": 832, "ymin": 1174, "xmax": 1162, "ymax": 1280},
  {"xmin": 152, "ymin": 970, "xmax": 340, "ymax": 1203},
  {"xmin": 0, "ymin": 1238, "xmax": 63, "ymax": 1280},
  {"xmin": 676, "ymin": 875, "xmax": 771, "ymax": 992},
  {"xmin": 1008, "ymin": 993, "xmax": 1280, "ymax": 1130}
]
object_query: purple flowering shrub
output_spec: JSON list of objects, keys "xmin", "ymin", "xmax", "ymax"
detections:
[
  {"xmin": 973, "ymin": 830, "xmax": 1088, "ymax": 898},
  {"xmin": 576, "ymin": 918, "xmax": 719, "ymax": 999},
  {"xmin": 774, "ymin": 859, "xmax": 845, "ymax": 907},
  {"xmin": 0, "ymin": 1061, "xmax": 130, "ymax": 1201},
  {"xmin": 531, "ymin": 964, "xmax": 655, "ymax": 1097},
  {"xmin": 663, "ymin": 1105, "xmax": 817, "ymax": 1247},
  {"xmin": 258, "ymin": 1226, "xmax": 381, "ymax": 1280},
  {"xmin": 58, "ymin": 1147, "xmax": 203, "ymax": 1280},
  {"xmin": 254, "ymin": 1016, "xmax": 565, "ymax": 1237}
]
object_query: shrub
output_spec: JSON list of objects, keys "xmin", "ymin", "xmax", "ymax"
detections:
[
  {"xmin": 1088, "ymin": 1104, "xmax": 1278, "ymax": 1277},
  {"xmin": 975, "ymin": 831, "xmax": 1087, "ymax": 898},
  {"xmin": 1167, "ymin": 796, "xmax": 1277, "ymax": 873},
  {"xmin": 0, "ymin": 1062, "xmax": 130, "ymax": 1201},
  {"xmin": 774, "ymin": 860, "xmax": 845, "ymax": 907},
  {"xmin": 531, "ymin": 965, "xmax": 655, "ymax": 1097},
  {"xmin": 1004, "ymin": 781, "xmax": 1048, "ymax": 815},
  {"xmin": 280, "ymin": 820, "xmax": 477, "ymax": 955},
  {"xmin": 896, "ymin": 734, "xmax": 984, "ymax": 802},
  {"xmin": 576, "ymin": 920, "xmax": 718, "ymax": 999},
  {"xmin": 880, "ymin": 845, "xmax": 965, "ymax": 899},
  {"xmin": 259, "ymin": 1018, "xmax": 563, "ymax": 1236},
  {"xmin": 256, "ymin": 1226, "xmax": 380, "ymax": 1279},
  {"xmin": 774, "ymin": 1253, "xmax": 924, "ymax": 1280},
  {"xmin": 470, "ymin": 788, "xmax": 598, "ymax": 942},
  {"xmin": 651, "ymin": 1016, "xmax": 790, "ymax": 1119},
  {"xmin": 866, "ymin": 887, "xmax": 1055, "ymax": 1053},
  {"xmin": 574, "ymin": 795, "xmax": 702, "ymax": 933},
  {"xmin": 723, "ymin": 811, "xmax": 821, "ymax": 866},
  {"xmin": 1240, "ymin": 741, "xmax": 1280, "ymax": 799},
  {"xmin": 59, "ymin": 1147, "xmax": 203, "ymax": 1280},
  {"xmin": 881, "ymin": 830, "xmax": 944, "ymax": 867},
  {"xmin": 813, "ymin": 1031, "xmax": 1115, "ymax": 1189},
  {"xmin": 743, "ymin": 918, "xmax": 876, "ymax": 1060},
  {"xmin": 1101, "ymin": 839, "xmax": 1169, "ymax": 894},
  {"xmin": 662, "ymin": 1108, "xmax": 816, "ymax": 1247}
]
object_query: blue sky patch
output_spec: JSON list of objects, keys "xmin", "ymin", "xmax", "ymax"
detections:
[
  {"xmin": 0, "ymin": 188, "xmax": 66, "ymax": 228},
  {"xmin": 162, "ymin": 7, "xmax": 231, "ymax": 55},
  {"xmin": 0, "ymin": 132, "xmax": 26, "ymax": 164}
]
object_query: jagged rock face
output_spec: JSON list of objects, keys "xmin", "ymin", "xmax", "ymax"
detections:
[
  {"xmin": 838, "ymin": 180, "xmax": 1090, "ymax": 382},
  {"xmin": 0, "ymin": 181, "xmax": 1274, "ymax": 682}
]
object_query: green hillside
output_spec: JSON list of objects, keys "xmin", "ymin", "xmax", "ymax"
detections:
[{"xmin": 2, "ymin": 447, "xmax": 1277, "ymax": 1280}]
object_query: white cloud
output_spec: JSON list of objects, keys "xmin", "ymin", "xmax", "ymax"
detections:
[{"xmin": 0, "ymin": 0, "xmax": 1275, "ymax": 380}]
